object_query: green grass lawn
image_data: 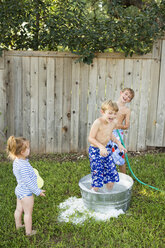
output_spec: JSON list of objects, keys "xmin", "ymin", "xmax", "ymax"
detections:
[{"xmin": 0, "ymin": 152, "xmax": 164, "ymax": 248}]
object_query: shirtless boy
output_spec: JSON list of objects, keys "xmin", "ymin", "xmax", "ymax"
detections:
[
  {"xmin": 88, "ymin": 100, "xmax": 127, "ymax": 192},
  {"xmin": 108, "ymin": 88, "xmax": 135, "ymax": 174}
]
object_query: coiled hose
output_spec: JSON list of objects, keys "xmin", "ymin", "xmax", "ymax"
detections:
[{"xmin": 117, "ymin": 129, "xmax": 164, "ymax": 193}]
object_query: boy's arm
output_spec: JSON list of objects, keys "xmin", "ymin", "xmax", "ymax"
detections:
[{"xmin": 116, "ymin": 109, "xmax": 131, "ymax": 130}]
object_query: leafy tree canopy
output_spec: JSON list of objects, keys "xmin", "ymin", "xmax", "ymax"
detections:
[{"xmin": 0, "ymin": 0, "xmax": 164, "ymax": 63}]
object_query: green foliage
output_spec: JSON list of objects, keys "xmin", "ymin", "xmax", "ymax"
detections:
[
  {"xmin": 0, "ymin": 0, "xmax": 165, "ymax": 63},
  {"xmin": 0, "ymin": 152, "xmax": 165, "ymax": 247}
]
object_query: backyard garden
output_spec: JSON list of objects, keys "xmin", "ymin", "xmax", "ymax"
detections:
[
  {"xmin": 0, "ymin": 150, "xmax": 164, "ymax": 248},
  {"xmin": 0, "ymin": 1, "xmax": 165, "ymax": 247}
]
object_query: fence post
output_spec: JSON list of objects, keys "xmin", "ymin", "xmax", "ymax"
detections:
[{"xmin": 0, "ymin": 51, "xmax": 6, "ymax": 150}]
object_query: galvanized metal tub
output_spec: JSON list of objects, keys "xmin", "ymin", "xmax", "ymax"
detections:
[{"xmin": 79, "ymin": 172, "xmax": 134, "ymax": 213}]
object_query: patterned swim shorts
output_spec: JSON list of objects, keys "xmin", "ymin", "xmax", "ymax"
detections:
[
  {"xmin": 89, "ymin": 145, "xmax": 119, "ymax": 188},
  {"xmin": 108, "ymin": 129, "xmax": 125, "ymax": 166}
]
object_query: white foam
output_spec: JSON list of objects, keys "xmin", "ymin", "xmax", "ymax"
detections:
[{"xmin": 58, "ymin": 197, "xmax": 124, "ymax": 224}]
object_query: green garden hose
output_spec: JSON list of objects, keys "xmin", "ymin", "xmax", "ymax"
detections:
[{"xmin": 116, "ymin": 129, "xmax": 164, "ymax": 193}]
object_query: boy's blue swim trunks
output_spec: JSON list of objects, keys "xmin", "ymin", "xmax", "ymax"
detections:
[
  {"xmin": 89, "ymin": 145, "xmax": 119, "ymax": 188},
  {"xmin": 108, "ymin": 129, "xmax": 125, "ymax": 166}
]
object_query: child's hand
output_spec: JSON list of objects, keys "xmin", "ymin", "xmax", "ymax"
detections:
[
  {"xmin": 40, "ymin": 190, "xmax": 46, "ymax": 197},
  {"xmin": 118, "ymin": 144, "xmax": 127, "ymax": 153},
  {"xmin": 100, "ymin": 147, "xmax": 109, "ymax": 157}
]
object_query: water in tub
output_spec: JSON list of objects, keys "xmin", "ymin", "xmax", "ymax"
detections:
[
  {"xmin": 58, "ymin": 175, "xmax": 132, "ymax": 224},
  {"xmin": 80, "ymin": 177, "xmax": 130, "ymax": 194}
]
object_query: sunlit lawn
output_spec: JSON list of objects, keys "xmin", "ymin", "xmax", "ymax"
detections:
[{"xmin": 0, "ymin": 152, "xmax": 164, "ymax": 248}]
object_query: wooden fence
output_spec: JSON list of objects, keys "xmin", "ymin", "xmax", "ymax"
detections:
[{"xmin": 0, "ymin": 39, "xmax": 165, "ymax": 153}]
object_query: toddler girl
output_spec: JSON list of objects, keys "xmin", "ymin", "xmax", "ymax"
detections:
[{"xmin": 7, "ymin": 136, "xmax": 45, "ymax": 236}]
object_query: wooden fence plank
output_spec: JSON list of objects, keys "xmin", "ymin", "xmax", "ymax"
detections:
[
  {"xmin": 114, "ymin": 59, "xmax": 124, "ymax": 100},
  {"xmin": 30, "ymin": 57, "xmax": 39, "ymax": 152},
  {"xmin": 0, "ymin": 68, "xmax": 6, "ymax": 150},
  {"xmin": 155, "ymin": 40, "xmax": 165, "ymax": 146},
  {"xmin": 54, "ymin": 58, "xmax": 63, "ymax": 153},
  {"xmin": 106, "ymin": 59, "xmax": 115, "ymax": 100},
  {"xmin": 124, "ymin": 60, "xmax": 133, "ymax": 89},
  {"xmin": 79, "ymin": 63, "xmax": 89, "ymax": 150},
  {"xmin": 38, "ymin": 57, "xmax": 47, "ymax": 153},
  {"xmin": 96, "ymin": 58, "xmax": 107, "ymax": 117},
  {"xmin": 62, "ymin": 58, "xmax": 72, "ymax": 153},
  {"xmin": 13, "ymin": 57, "xmax": 23, "ymax": 136},
  {"xmin": 0, "ymin": 70, "xmax": 5, "ymax": 131},
  {"xmin": 71, "ymin": 61, "xmax": 80, "ymax": 151},
  {"xmin": 46, "ymin": 58, "xmax": 55, "ymax": 153},
  {"xmin": 87, "ymin": 59, "xmax": 98, "ymax": 147},
  {"xmin": 128, "ymin": 59, "xmax": 142, "ymax": 151},
  {"xmin": 22, "ymin": 57, "xmax": 31, "ymax": 141},
  {"xmin": 5, "ymin": 56, "xmax": 15, "ymax": 137},
  {"xmin": 123, "ymin": 59, "xmax": 134, "ymax": 147},
  {"xmin": 146, "ymin": 59, "xmax": 160, "ymax": 146},
  {"xmin": 137, "ymin": 60, "xmax": 151, "ymax": 150}
]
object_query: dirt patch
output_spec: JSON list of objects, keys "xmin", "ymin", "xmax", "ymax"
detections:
[
  {"xmin": 29, "ymin": 152, "xmax": 88, "ymax": 163},
  {"xmin": 128, "ymin": 147, "xmax": 165, "ymax": 157},
  {"xmin": 0, "ymin": 152, "xmax": 88, "ymax": 163},
  {"xmin": 1, "ymin": 147, "xmax": 165, "ymax": 163}
]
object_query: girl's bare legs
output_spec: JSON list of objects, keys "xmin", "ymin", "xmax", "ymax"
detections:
[
  {"xmin": 14, "ymin": 198, "xmax": 24, "ymax": 229},
  {"xmin": 106, "ymin": 182, "xmax": 114, "ymax": 190},
  {"xmin": 21, "ymin": 195, "xmax": 35, "ymax": 235}
]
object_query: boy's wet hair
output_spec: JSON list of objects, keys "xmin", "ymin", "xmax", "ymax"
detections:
[
  {"xmin": 122, "ymin": 88, "xmax": 135, "ymax": 99},
  {"xmin": 101, "ymin": 100, "xmax": 119, "ymax": 112}
]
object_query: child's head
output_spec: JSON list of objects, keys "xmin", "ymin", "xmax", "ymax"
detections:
[
  {"xmin": 101, "ymin": 100, "xmax": 119, "ymax": 113},
  {"xmin": 121, "ymin": 88, "xmax": 135, "ymax": 102},
  {"xmin": 6, "ymin": 136, "xmax": 29, "ymax": 160}
]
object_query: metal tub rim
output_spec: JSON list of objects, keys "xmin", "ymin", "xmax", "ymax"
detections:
[
  {"xmin": 79, "ymin": 172, "xmax": 134, "ymax": 212},
  {"xmin": 79, "ymin": 173, "xmax": 134, "ymax": 195}
]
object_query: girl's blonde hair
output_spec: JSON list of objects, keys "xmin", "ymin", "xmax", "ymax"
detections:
[
  {"xmin": 6, "ymin": 136, "xmax": 29, "ymax": 160},
  {"xmin": 101, "ymin": 100, "xmax": 118, "ymax": 112}
]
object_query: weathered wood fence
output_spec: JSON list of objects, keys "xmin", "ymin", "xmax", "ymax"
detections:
[{"xmin": 0, "ymin": 39, "xmax": 165, "ymax": 153}]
